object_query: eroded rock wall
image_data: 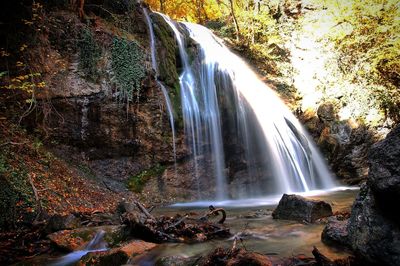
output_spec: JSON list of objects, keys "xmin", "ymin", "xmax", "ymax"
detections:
[{"xmin": 21, "ymin": 3, "xmax": 203, "ymax": 203}]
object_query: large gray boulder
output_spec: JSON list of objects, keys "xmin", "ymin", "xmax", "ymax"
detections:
[
  {"xmin": 345, "ymin": 125, "xmax": 400, "ymax": 265},
  {"xmin": 347, "ymin": 185, "xmax": 400, "ymax": 265},
  {"xmin": 367, "ymin": 125, "xmax": 400, "ymax": 213},
  {"xmin": 272, "ymin": 194, "xmax": 333, "ymax": 223}
]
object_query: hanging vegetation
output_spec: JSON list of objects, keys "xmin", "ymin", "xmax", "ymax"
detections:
[
  {"xmin": 78, "ymin": 28, "xmax": 101, "ymax": 81},
  {"xmin": 111, "ymin": 37, "xmax": 146, "ymax": 104}
]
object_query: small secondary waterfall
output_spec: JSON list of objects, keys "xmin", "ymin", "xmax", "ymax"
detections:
[
  {"xmin": 156, "ymin": 14, "xmax": 336, "ymax": 200},
  {"xmin": 51, "ymin": 230, "xmax": 107, "ymax": 266},
  {"xmin": 143, "ymin": 8, "xmax": 177, "ymax": 165}
]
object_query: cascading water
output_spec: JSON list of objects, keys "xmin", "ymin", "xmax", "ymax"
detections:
[
  {"xmin": 158, "ymin": 13, "xmax": 228, "ymax": 200},
  {"xmin": 50, "ymin": 230, "xmax": 107, "ymax": 266},
  {"xmin": 143, "ymin": 8, "xmax": 177, "ymax": 165},
  {"xmin": 156, "ymin": 14, "xmax": 336, "ymax": 200}
]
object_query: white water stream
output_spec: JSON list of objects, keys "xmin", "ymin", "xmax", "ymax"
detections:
[{"xmin": 50, "ymin": 230, "xmax": 107, "ymax": 266}]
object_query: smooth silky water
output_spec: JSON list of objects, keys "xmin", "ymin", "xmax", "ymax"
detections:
[
  {"xmin": 133, "ymin": 188, "xmax": 358, "ymax": 265},
  {"xmin": 25, "ymin": 230, "xmax": 108, "ymax": 266}
]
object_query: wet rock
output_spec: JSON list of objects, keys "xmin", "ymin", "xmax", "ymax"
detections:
[
  {"xmin": 78, "ymin": 240, "xmax": 157, "ymax": 266},
  {"xmin": 333, "ymin": 124, "xmax": 374, "ymax": 182},
  {"xmin": 317, "ymin": 126, "xmax": 340, "ymax": 160},
  {"xmin": 115, "ymin": 201, "xmax": 146, "ymax": 223},
  {"xmin": 151, "ymin": 13, "xmax": 180, "ymax": 88},
  {"xmin": 48, "ymin": 225, "xmax": 127, "ymax": 251},
  {"xmin": 45, "ymin": 214, "xmax": 81, "ymax": 234},
  {"xmin": 347, "ymin": 185, "xmax": 400, "ymax": 265},
  {"xmin": 81, "ymin": 212, "xmax": 120, "ymax": 226},
  {"xmin": 321, "ymin": 218, "xmax": 349, "ymax": 248},
  {"xmin": 272, "ymin": 194, "xmax": 333, "ymax": 223}
]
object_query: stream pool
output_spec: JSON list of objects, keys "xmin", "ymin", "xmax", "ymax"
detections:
[{"xmin": 132, "ymin": 187, "xmax": 358, "ymax": 265}]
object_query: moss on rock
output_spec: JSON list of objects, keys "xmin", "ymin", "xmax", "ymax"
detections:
[
  {"xmin": 150, "ymin": 13, "xmax": 183, "ymax": 126},
  {"xmin": 127, "ymin": 164, "xmax": 166, "ymax": 193},
  {"xmin": 150, "ymin": 13, "xmax": 179, "ymax": 87}
]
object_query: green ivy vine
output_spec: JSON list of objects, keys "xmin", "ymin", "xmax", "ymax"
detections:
[
  {"xmin": 111, "ymin": 37, "xmax": 146, "ymax": 103},
  {"xmin": 78, "ymin": 28, "xmax": 101, "ymax": 80}
]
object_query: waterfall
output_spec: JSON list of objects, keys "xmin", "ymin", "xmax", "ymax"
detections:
[
  {"xmin": 157, "ymin": 13, "xmax": 228, "ymax": 199},
  {"xmin": 143, "ymin": 8, "xmax": 177, "ymax": 165},
  {"xmin": 50, "ymin": 230, "xmax": 107, "ymax": 266},
  {"xmin": 156, "ymin": 14, "xmax": 336, "ymax": 200}
]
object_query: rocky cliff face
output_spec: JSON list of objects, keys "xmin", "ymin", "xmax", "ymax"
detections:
[
  {"xmin": 300, "ymin": 102, "xmax": 379, "ymax": 184},
  {"xmin": 15, "ymin": 2, "xmax": 208, "ymax": 204}
]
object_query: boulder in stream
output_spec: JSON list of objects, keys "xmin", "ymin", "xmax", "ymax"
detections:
[
  {"xmin": 321, "ymin": 218, "xmax": 349, "ymax": 248},
  {"xmin": 272, "ymin": 194, "xmax": 333, "ymax": 223}
]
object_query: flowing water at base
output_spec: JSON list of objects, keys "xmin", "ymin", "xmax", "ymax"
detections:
[{"xmin": 134, "ymin": 188, "xmax": 358, "ymax": 264}]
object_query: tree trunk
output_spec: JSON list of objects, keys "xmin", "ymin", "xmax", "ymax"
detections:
[
  {"xmin": 196, "ymin": 0, "xmax": 203, "ymax": 24},
  {"xmin": 69, "ymin": 0, "xmax": 85, "ymax": 19},
  {"xmin": 228, "ymin": 0, "xmax": 241, "ymax": 42},
  {"xmin": 201, "ymin": 0, "xmax": 209, "ymax": 23},
  {"xmin": 160, "ymin": 0, "xmax": 165, "ymax": 13},
  {"xmin": 251, "ymin": 0, "xmax": 261, "ymax": 44}
]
